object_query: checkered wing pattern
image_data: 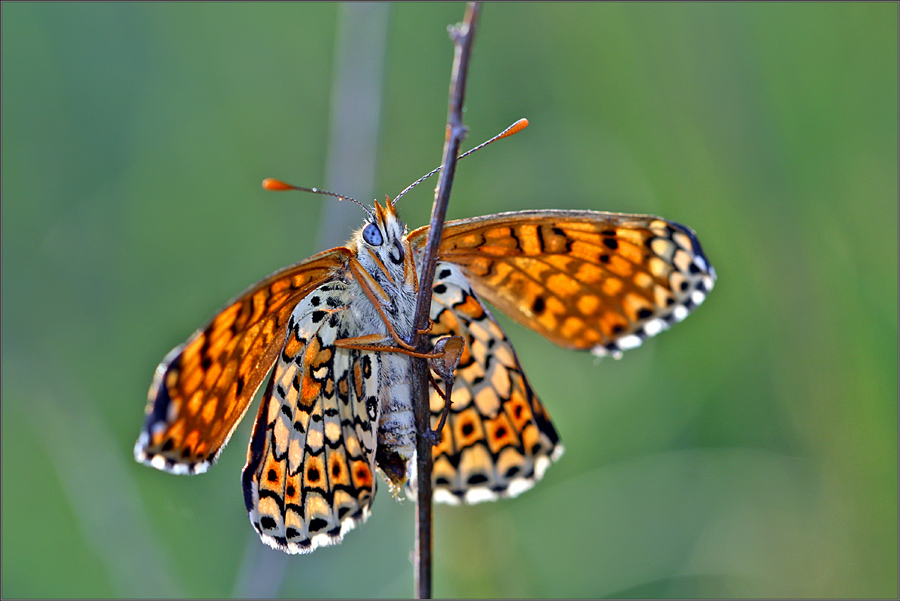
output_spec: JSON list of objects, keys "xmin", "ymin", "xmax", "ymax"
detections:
[
  {"xmin": 242, "ymin": 281, "xmax": 381, "ymax": 554},
  {"xmin": 422, "ymin": 262, "xmax": 562, "ymax": 504}
]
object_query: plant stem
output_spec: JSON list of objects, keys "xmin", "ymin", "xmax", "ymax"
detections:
[{"xmin": 411, "ymin": 3, "xmax": 480, "ymax": 599}]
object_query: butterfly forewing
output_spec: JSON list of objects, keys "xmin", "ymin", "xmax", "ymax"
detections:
[
  {"xmin": 135, "ymin": 248, "xmax": 350, "ymax": 474},
  {"xmin": 409, "ymin": 210, "xmax": 715, "ymax": 358},
  {"xmin": 423, "ymin": 262, "xmax": 562, "ymax": 504},
  {"xmin": 242, "ymin": 280, "xmax": 380, "ymax": 554}
]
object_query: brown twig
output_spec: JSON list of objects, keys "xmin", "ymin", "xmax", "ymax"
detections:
[{"xmin": 410, "ymin": 3, "xmax": 480, "ymax": 599}]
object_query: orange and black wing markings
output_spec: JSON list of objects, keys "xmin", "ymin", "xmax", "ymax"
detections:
[
  {"xmin": 135, "ymin": 248, "xmax": 351, "ymax": 474},
  {"xmin": 424, "ymin": 262, "xmax": 562, "ymax": 504},
  {"xmin": 241, "ymin": 280, "xmax": 381, "ymax": 553},
  {"xmin": 409, "ymin": 210, "xmax": 715, "ymax": 357}
]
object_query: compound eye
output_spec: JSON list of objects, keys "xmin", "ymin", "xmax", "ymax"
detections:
[{"xmin": 363, "ymin": 223, "xmax": 383, "ymax": 246}]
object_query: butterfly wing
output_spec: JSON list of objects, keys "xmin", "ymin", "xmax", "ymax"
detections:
[
  {"xmin": 242, "ymin": 280, "xmax": 380, "ymax": 553},
  {"xmin": 135, "ymin": 247, "xmax": 351, "ymax": 475},
  {"xmin": 409, "ymin": 210, "xmax": 715, "ymax": 358},
  {"xmin": 423, "ymin": 262, "xmax": 563, "ymax": 504}
]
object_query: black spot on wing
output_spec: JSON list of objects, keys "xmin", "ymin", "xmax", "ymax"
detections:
[{"xmin": 260, "ymin": 516, "xmax": 277, "ymax": 531}]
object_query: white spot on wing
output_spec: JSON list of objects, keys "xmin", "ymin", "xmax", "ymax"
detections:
[
  {"xmin": 464, "ymin": 487, "xmax": 498, "ymax": 504},
  {"xmin": 434, "ymin": 489, "xmax": 462, "ymax": 505},
  {"xmin": 643, "ymin": 318, "xmax": 666, "ymax": 337},
  {"xmin": 170, "ymin": 462, "xmax": 193, "ymax": 475},
  {"xmin": 617, "ymin": 334, "xmax": 642, "ymax": 351},
  {"xmin": 550, "ymin": 444, "xmax": 565, "ymax": 462},
  {"xmin": 590, "ymin": 345, "xmax": 623, "ymax": 360},
  {"xmin": 505, "ymin": 478, "xmax": 533, "ymax": 498}
]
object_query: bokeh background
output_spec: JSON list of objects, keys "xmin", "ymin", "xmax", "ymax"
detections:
[{"xmin": 2, "ymin": 3, "xmax": 896, "ymax": 598}]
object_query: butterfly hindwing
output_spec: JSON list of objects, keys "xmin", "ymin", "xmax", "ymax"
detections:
[
  {"xmin": 425, "ymin": 262, "xmax": 562, "ymax": 504},
  {"xmin": 409, "ymin": 210, "xmax": 715, "ymax": 358},
  {"xmin": 242, "ymin": 280, "xmax": 381, "ymax": 554}
]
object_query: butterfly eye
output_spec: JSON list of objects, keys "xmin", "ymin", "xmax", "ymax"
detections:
[{"xmin": 363, "ymin": 223, "xmax": 383, "ymax": 246}]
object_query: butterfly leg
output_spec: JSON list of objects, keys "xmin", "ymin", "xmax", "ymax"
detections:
[
  {"xmin": 334, "ymin": 335, "xmax": 444, "ymax": 359},
  {"xmin": 425, "ymin": 335, "xmax": 464, "ymax": 445},
  {"xmin": 416, "ymin": 320, "xmax": 435, "ymax": 336}
]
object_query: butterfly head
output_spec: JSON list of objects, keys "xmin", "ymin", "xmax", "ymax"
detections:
[{"xmin": 354, "ymin": 198, "xmax": 418, "ymax": 293}]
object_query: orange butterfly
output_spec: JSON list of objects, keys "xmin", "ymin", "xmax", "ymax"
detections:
[{"xmin": 136, "ymin": 168, "xmax": 715, "ymax": 556}]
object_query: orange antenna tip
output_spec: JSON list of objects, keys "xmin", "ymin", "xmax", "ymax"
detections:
[
  {"xmin": 500, "ymin": 118, "xmax": 529, "ymax": 138},
  {"xmin": 262, "ymin": 178, "xmax": 294, "ymax": 191}
]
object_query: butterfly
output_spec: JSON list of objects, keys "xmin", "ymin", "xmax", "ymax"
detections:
[{"xmin": 135, "ymin": 189, "xmax": 715, "ymax": 555}]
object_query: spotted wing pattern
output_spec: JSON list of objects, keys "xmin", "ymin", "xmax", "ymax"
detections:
[
  {"xmin": 135, "ymin": 248, "xmax": 350, "ymax": 475},
  {"xmin": 242, "ymin": 281, "xmax": 382, "ymax": 554},
  {"xmin": 423, "ymin": 262, "xmax": 562, "ymax": 504},
  {"xmin": 409, "ymin": 210, "xmax": 715, "ymax": 358}
]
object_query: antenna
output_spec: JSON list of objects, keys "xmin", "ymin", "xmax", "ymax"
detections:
[
  {"xmin": 392, "ymin": 118, "xmax": 529, "ymax": 205},
  {"xmin": 262, "ymin": 178, "xmax": 374, "ymax": 218}
]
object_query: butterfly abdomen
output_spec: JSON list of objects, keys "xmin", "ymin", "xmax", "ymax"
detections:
[{"xmin": 374, "ymin": 352, "xmax": 416, "ymax": 490}]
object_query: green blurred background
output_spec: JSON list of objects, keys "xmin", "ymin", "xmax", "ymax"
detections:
[{"xmin": 2, "ymin": 2, "xmax": 896, "ymax": 598}]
